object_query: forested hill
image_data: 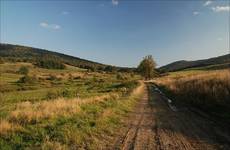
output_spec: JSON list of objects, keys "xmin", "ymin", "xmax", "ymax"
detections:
[
  {"xmin": 0, "ymin": 43, "xmax": 134, "ymax": 72},
  {"xmin": 159, "ymin": 54, "xmax": 230, "ymax": 72}
]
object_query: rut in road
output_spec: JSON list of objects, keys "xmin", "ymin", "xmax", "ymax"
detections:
[
  {"xmin": 113, "ymin": 85, "xmax": 156, "ymax": 150},
  {"xmin": 111, "ymin": 83, "xmax": 230, "ymax": 150}
]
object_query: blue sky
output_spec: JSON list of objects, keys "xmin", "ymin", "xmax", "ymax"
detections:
[{"xmin": 0, "ymin": 0, "xmax": 229, "ymax": 67}]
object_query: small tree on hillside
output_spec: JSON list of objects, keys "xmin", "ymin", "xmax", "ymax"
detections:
[
  {"xmin": 18, "ymin": 66, "xmax": 29, "ymax": 75},
  {"xmin": 137, "ymin": 55, "xmax": 157, "ymax": 80}
]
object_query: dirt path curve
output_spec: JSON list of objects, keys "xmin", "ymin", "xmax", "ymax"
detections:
[{"xmin": 110, "ymin": 83, "xmax": 230, "ymax": 150}]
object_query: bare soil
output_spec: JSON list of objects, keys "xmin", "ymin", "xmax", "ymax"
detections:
[{"xmin": 109, "ymin": 83, "xmax": 230, "ymax": 150}]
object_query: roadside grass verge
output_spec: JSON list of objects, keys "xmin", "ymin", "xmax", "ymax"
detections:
[
  {"xmin": 0, "ymin": 81, "xmax": 144, "ymax": 149},
  {"xmin": 152, "ymin": 69, "xmax": 230, "ymax": 122}
]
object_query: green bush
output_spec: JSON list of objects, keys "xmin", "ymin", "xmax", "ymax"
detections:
[
  {"xmin": 18, "ymin": 66, "xmax": 29, "ymax": 75},
  {"xmin": 62, "ymin": 88, "xmax": 75, "ymax": 98}
]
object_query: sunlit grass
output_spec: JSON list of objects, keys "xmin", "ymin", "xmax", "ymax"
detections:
[
  {"xmin": 152, "ymin": 69, "xmax": 230, "ymax": 119},
  {"xmin": 0, "ymin": 62, "xmax": 142, "ymax": 149}
]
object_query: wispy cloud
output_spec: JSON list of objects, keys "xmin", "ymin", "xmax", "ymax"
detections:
[
  {"xmin": 61, "ymin": 11, "xmax": 69, "ymax": 15},
  {"xmin": 211, "ymin": 6, "xmax": 230, "ymax": 12},
  {"xmin": 112, "ymin": 0, "xmax": 119, "ymax": 6},
  {"xmin": 39, "ymin": 22, "xmax": 61, "ymax": 30},
  {"xmin": 193, "ymin": 11, "xmax": 200, "ymax": 16},
  {"xmin": 203, "ymin": 1, "xmax": 212, "ymax": 6}
]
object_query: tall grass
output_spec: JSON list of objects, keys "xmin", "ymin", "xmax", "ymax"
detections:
[
  {"xmin": 153, "ymin": 69, "xmax": 230, "ymax": 119},
  {"xmin": 9, "ymin": 94, "xmax": 119, "ymax": 124},
  {"xmin": 0, "ymin": 81, "xmax": 144, "ymax": 149}
]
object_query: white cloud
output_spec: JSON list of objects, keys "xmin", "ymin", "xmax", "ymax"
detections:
[
  {"xmin": 40, "ymin": 22, "xmax": 48, "ymax": 28},
  {"xmin": 112, "ymin": 0, "xmax": 119, "ymax": 6},
  {"xmin": 204, "ymin": 1, "xmax": 212, "ymax": 6},
  {"xmin": 39, "ymin": 22, "xmax": 61, "ymax": 30},
  {"xmin": 193, "ymin": 11, "xmax": 200, "ymax": 15},
  {"xmin": 212, "ymin": 6, "xmax": 230, "ymax": 12},
  {"xmin": 62, "ymin": 11, "xmax": 69, "ymax": 15}
]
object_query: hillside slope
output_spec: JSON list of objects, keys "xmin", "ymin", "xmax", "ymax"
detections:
[
  {"xmin": 0, "ymin": 43, "xmax": 133, "ymax": 72},
  {"xmin": 159, "ymin": 54, "xmax": 230, "ymax": 72}
]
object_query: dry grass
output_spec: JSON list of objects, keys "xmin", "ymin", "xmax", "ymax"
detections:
[
  {"xmin": 9, "ymin": 93, "xmax": 120, "ymax": 124},
  {"xmin": 41, "ymin": 137, "xmax": 67, "ymax": 150},
  {"xmin": 132, "ymin": 81, "xmax": 145, "ymax": 96},
  {"xmin": 0, "ymin": 120, "xmax": 21, "ymax": 135},
  {"xmin": 0, "ymin": 80, "xmax": 142, "ymax": 149},
  {"xmin": 0, "ymin": 120, "xmax": 12, "ymax": 135},
  {"xmin": 152, "ymin": 69, "xmax": 230, "ymax": 116}
]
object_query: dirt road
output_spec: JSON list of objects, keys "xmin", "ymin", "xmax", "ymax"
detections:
[{"xmin": 111, "ymin": 83, "xmax": 230, "ymax": 150}]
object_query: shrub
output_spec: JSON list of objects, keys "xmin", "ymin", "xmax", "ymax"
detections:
[
  {"xmin": 18, "ymin": 75, "xmax": 36, "ymax": 84},
  {"xmin": 18, "ymin": 66, "xmax": 29, "ymax": 75},
  {"xmin": 62, "ymin": 88, "xmax": 75, "ymax": 98}
]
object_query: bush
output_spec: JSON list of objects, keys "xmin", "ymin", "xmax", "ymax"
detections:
[
  {"xmin": 18, "ymin": 75, "xmax": 36, "ymax": 84},
  {"xmin": 18, "ymin": 66, "xmax": 29, "ymax": 75},
  {"xmin": 62, "ymin": 88, "xmax": 75, "ymax": 98}
]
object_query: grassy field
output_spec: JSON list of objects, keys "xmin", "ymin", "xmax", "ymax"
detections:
[
  {"xmin": 152, "ymin": 69, "xmax": 230, "ymax": 121},
  {"xmin": 0, "ymin": 62, "xmax": 143, "ymax": 149}
]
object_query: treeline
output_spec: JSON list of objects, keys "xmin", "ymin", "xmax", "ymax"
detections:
[
  {"xmin": 36, "ymin": 59, "xmax": 66, "ymax": 69},
  {"xmin": 0, "ymin": 43, "xmax": 135, "ymax": 72}
]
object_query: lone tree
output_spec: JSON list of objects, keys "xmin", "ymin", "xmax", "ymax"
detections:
[{"xmin": 137, "ymin": 55, "xmax": 157, "ymax": 80}]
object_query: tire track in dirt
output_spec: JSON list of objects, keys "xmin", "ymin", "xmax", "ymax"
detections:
[
  {"xmin": 112, "ymin": 85, "xmax": 159, "ymax": 150},
  {"xmin": 113, "ymin": 85, "xmax": 156, "ymax": 150},
  {"xmin": 151, "ymin": 84, "xmax": 230, "ymax": 150},
  {"xmin": 110, "ymin": 83, "xmax": 230, "ymax": 150}
]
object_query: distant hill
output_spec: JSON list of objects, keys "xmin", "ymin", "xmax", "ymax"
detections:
[
  {"xmin": 159, "ymin": 54, "xmax": 230, "ymax": 72},
  {"xmin": 0, "ymin": 43, "xmax": 134, "ymax": 72}
]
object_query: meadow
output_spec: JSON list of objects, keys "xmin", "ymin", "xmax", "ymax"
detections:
[
  {"xmin": 0, "ymin": 62, "xmax": 143, "ymax": 149},
  {"xmin": 152, "ymin": 69, "xmax": 230, "ymax": 122}
]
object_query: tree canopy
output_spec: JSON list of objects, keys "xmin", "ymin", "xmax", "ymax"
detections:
[{"xmin": 137, "ymin": 55, "xmax": 157, "ymax": 80}]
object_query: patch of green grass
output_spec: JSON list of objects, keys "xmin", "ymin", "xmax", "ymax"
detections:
[
  {"xmin": 0, "ymin": 73, "xmax": 22, "ymax": 84},
  {"xmin": 0, "ymin": 62, "xmax": 141, "ymax": 149},
  {"xmin": 0, "ymin": 82, "xmax": 142, "ymax": 149}
]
